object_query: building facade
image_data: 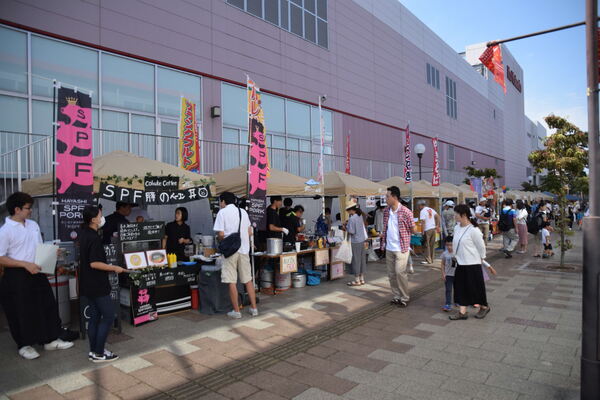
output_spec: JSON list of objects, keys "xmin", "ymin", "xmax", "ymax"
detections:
[{"xmin": 0, "ymin": 0, "xmax": 544, "ymax": 192}]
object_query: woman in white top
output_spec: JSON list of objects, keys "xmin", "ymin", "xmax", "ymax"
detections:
[
  {"xmin": 450, "ymin": 204, "xmax": 489, "ymax": 320},
  {"xmin": 515, "ymin": 200, "xmax": 529, "ymax": 254}
]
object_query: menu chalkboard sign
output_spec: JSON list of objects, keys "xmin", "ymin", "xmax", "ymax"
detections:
[
  {"xmin": 103, "ymin": 243, "xmax": 121, "ymax": 266},
  {"xmin": 119, "ymin": 222, "xmax": 165, "ymax": 243}
]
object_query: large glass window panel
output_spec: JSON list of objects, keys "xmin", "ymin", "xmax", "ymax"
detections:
[
  {"xmin": 222, "ymin": 83, "xmax": 247, "ymax": 128},
  {"xmin": 102, "ymin": 110, "xmax": 129, "ymax": 154},
  {"xmin": 247, "ymin": 0, "xmax": 262, "ymax": 17},
  {"xmin": 265, "ymin": 0, "xmax": 279, "ymax": 25},
  {"xmin": 290, "ymin": 4, "xmax": 303, "ymax": 36},
  {"xmin": 305, "ymin": 0, "xmax": 316, "ymax": 13},
  {"xmin": 32, "ymin": 100, "xmax": 53, "ymax": 136},
  {"xmin": 299, "ymin": 140, "xmax": 310, "ymax": 152},
  {"xmin": 227, "ymin": 0, "xmax": 244, "ymax": 9},
  {"xmin": 310, "ymin": 107, "xmax": 332, "ymax": 141},
  {"xmin": 286, "ymin": 100, "xmax": 310, "ymax": 138},
  {"xmin": 286, "ymin": 137, "xmax": 298, "ymax": 150},
  {"xmin": 160, "ymin": 121, "xmax": 178, "ymax": 165},
  {"xmin": 32, "ymin": 36, "xmax": 98, "ymax": 103},
  {"xmin": 290, "ymin": 0, "xmax": 302, "ymax": 5},
  {"xmin": 102, "ymin": 54, "xmax": 154, "ymax": 113},
  {"xmin": 272, "ymin": 135, "xmax": 285, "ymax": 149},
  {"xmin": 157, "ymin": 67, "xmax": 201, "ymax": 117},
  {"xmin": 131, "ymin": 114, "xmax": 155, "ymax": 159},
  {"xmin": 261, "ymin": 93, "xmax": 285, "ymax": 133},
  {"xmin": 317, "ymin": 19, "xmax": 328, "ymax": 48},
  {"xmin": 280, "ymin": 0, "xmax": 289, "ymax": 29},
  {"xmin": 316, "ymin": 0, "xmax": 327, "ymax": 19},
  {"xmin": 0, "ymin": 96, "xmax": 28, "ymax": 174},
  {"xmin": 222, "ymin": 127, "xmax": 243, "ymax": 170},
  {"xmin": 304, "ymin": 11, "xmax": 316, "ymax": 43},
  {"xmin": 0, "ymin": 95, "xmax": 27, "ymax": 133},
  {"xmin": 0, "ymin": 27, "xmax": 27, "ymax": 93}
]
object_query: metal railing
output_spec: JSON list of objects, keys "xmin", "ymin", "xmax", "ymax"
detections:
[{"xmin": 1, "ymin": 129, "xmax": 467, "ymax": 204}]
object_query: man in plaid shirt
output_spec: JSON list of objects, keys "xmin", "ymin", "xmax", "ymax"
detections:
[{"xmin": 380, "ymin": 186, "xmax": 417, "ymax": 307}]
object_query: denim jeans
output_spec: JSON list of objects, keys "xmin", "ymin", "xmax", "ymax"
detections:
[
  {"xmin": 85, "ymin": 295, "xmax": 115, "ymax": 355},
  {"xmin": 445, "ymin": 276, "xmax": 455, "ymax": 305}
]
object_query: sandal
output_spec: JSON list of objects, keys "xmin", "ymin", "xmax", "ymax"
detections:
[{"xmin": 347, "ymin": 281, "xmax": 362, "ymax": 286}]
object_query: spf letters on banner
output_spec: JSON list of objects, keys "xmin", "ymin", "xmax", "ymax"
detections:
[
  {"xmin": 99, "ymin": 182, "xmax": 210, "ymax": 205},
  {"xmin": 58, "ymin": 194, "xmax": 94, "ymax": 241}
]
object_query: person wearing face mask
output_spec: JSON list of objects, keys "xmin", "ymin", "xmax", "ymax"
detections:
[{"xmin": 78, "ymin": 205, "xmax": 126, "ymax": 363}]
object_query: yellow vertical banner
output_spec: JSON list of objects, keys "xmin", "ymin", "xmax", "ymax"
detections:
[{"xmin": 179, "ymin": 97, "xmax": 200, "ymax": 172}]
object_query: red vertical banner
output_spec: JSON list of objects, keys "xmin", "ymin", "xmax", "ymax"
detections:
[
  {"xmin": 345, "ymin": 134, "xmax": 351, "ymax": 174},
  {"xmin": 479, "ymin": 44, "xmax": 506, "ymax": 94},
  {"xmin": 403, "ymin": 123, "xmax": 412, "ymax": 183},
  {"xmin": 56, "ymin": 87, "xmax": 94, "ymax": 241},
  {"xmin": 432, "ymin": 137, "xmax": 440, "ymax": 186},
  {"xmin": 247, "ymin": 77, "xmax": 269, "ymax": 230}
]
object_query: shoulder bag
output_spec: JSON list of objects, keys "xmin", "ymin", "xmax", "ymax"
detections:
[{"xmin": 218, "ymin": 207, "xmax": 242, "ymax": 258}]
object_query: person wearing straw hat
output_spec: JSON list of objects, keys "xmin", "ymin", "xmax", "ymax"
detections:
[{"xmin": 343, "ymin": 200, "xmax": 368, "ymax": 286}]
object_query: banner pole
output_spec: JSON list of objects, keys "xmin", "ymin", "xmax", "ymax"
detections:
[
  {"xmin": 52, "ymin": 80, "xmax": 58, "ymax": 242},
  {"xmin": 246, "ymin": 76, "xmax": 257, "ymax": 291}
]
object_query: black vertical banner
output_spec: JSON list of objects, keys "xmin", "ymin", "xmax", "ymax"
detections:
[{"xmin": 55, "ymin": 87, "xmax": 94, "ymax": 242}]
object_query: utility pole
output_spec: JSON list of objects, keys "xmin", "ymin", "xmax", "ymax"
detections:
[{"xmin": 581, "ymin": 0, "xmax": 599, "ymax": 398}]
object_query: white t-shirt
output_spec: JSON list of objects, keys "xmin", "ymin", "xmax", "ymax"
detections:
[
  {"xmin": 419, "ymin": 207, "xmax": 437, "ymax": 231},
  {"xmin": 0, "ymin": 217, "xmax": 43, "ymax": 263},
  {"xmin": 213, "ymin": 204, "xmax": 251, "ymax": 255},
  {"xmin": 516, "ymin": 209, "xmax": 528, "ymax": 225},
  {"xmin": 386, "ymin": 206, "xmax": 401, "ymax": 252},
  {"xmin": 541, "ymin": 228, "xmax": 550, "ymax": 245},
  {"xmin": 475, "ymin": 205, "xmax": 490, "ymax": 225}
]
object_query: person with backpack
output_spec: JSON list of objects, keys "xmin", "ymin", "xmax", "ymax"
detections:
[
  {"xmin": 498, "ymin": 199, "xmax": 518, "ymax": 258},
  {"xmin": 515, "ymin": 200, "xmax": 529, "ymax": 254}
]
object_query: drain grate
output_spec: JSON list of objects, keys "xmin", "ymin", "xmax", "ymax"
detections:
[{"xmin": 147, "ymin": 279, "xmax": 444, "ymax": 399}]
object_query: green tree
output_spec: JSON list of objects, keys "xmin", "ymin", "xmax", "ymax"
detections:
[
  {"xmin": 463, "ymin": 167, "xmax": 502, "ymax": 185},
  {"xmin": 528, "ymin": 115, "xmax": 588, "ymax": 267}
]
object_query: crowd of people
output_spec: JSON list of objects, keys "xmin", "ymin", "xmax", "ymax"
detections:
[{"xmin": 0, "ymin": 187, "xmax": 587, "ymax": 363}]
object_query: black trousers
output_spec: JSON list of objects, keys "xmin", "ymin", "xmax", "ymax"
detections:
[
  {"xmin": 453, "ymin": 264, "xmax": 488, "ymax": 307},
  {"xmin": 0, "ymin": 268, "xmax": 60, "ymax": 348}
]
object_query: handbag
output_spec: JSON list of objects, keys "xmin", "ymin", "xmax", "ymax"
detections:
[
  {"xmin": 334, "ymin": 233, "xmax": 353, "ymax": 264},
  {"xmin": 218, "ymin": 207, "xmax": 242, "ymax": 258}
]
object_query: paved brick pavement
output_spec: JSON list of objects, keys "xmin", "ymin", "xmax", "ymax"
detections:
[{"xmin": 0, "ymin": 232, "xmax": 583, "ymax": 399}]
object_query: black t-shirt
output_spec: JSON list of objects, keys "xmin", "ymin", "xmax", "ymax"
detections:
[
  {"xmin": 283, "ymin": 213, "xmax": 301, "ymax": 243},
  {"xmin": 101, "ymin": 212, "xmax": 129, "ymax": 244},
  {"xmin": 266, "ymin": 206, "xmax": 282, "ymax": 239},
  {"xmin": 165, "ymin": 221, "xmax": 191, "ymax": 261},
  {"xmin": 78, "ymin": 226, "xmax": 110, "ymax": 298}
]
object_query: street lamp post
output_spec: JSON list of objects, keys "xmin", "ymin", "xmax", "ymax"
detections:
[{"xmin": 414, "ymin": 143, "xmax": 426, "ymax": 180}]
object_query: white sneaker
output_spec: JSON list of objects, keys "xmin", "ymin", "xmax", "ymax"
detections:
[
  {"xmin": 44, "ymin": 338, "xmax": 74, "ymax": 351},
  {"xmin": 249, "ymin": 308, "xmax": 259, "ymax": 317},
  {"xmin": 420, "ymin": 261, "xmax": 429, "ymax": 265},
  {"xmin": 408, "ymin": 266, "xmax": 414, "ymax": 274},
  {"xmin": 227, "ymin": 310, "xmax": 242, "ymax": 319},
  {"xmin": 19, "ymin": 346, "xmax": 40, "ymax": 360}
]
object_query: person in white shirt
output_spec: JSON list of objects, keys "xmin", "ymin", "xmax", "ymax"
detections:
[
  {"xmin": 449, "ymin": 204, "xmax": 490, "ymax": 321},
  {"xmin": 213, "ymin": 192, "xmax": 258, "ymax": 319},
  {"xmin": 0, "ymin": 192, "xmax": 74, "ymax": 360},
  {"xmin": 417, "ymin": 200, "xmax": 441, "ymax": 265},
  {"xmin": 475, "ymin": 198, "xmax": 491, "ymax": 244},
  {"xmin": 515, "ymin": 200, "xmax": 529, "ymax": 254}
]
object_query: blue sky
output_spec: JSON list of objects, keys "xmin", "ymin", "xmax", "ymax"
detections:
[{"xmin": 400, "ymin": 0, "xmax": 589, "ymax": 134}]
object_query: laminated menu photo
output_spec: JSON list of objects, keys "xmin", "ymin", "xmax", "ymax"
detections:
[{"xmin": 124, "ymin": 252, "xmax": 148, "ymax": 270}]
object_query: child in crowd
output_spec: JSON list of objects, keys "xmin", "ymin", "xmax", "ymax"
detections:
[
  {"xmin": 541, "ymin": 221, "xmax": 554, "ymax": 258},
  {"xmin": 440, "ymin": 236, "xmax": 455, "ymax": 311}
]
